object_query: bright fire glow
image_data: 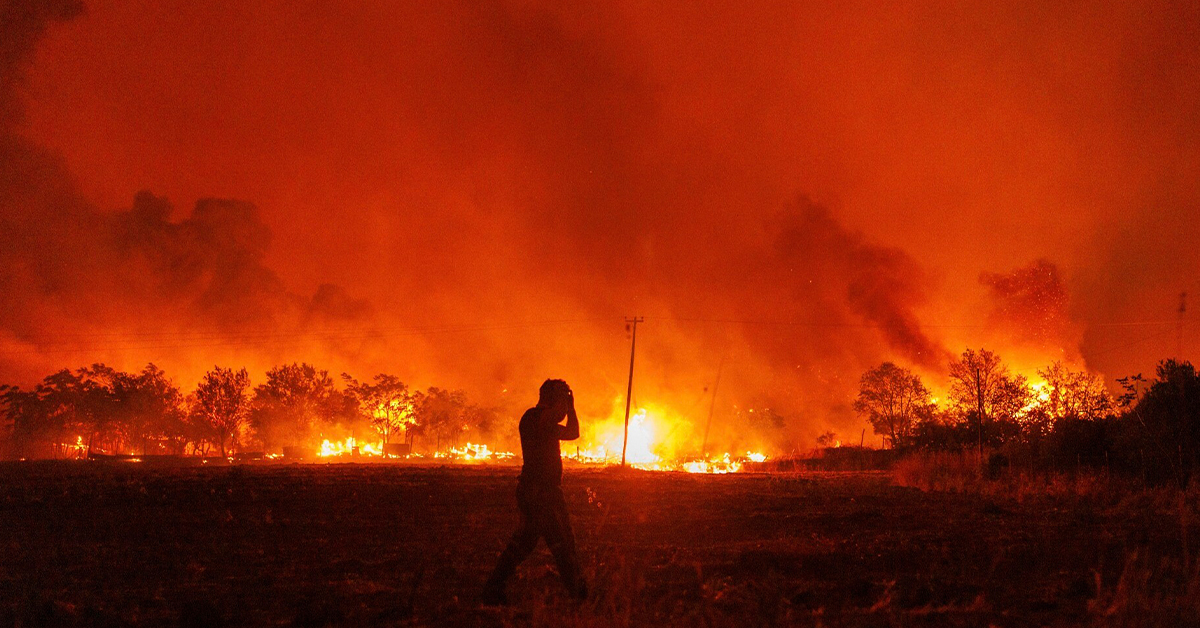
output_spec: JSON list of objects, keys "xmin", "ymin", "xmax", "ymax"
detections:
[
  {"xmin": 318, "ymin": 437, "xmax": 354, "ymax": 457},
  {"xmin": 566, "ymin": 405, "xmax": 767, "ymax": 473},
  {"xmin": 1017, "ymin": 379, "xmax": 1053, "ymax": 418},
  {"xmin": 292, "ymin": 402, "xmax": 767, "ymax": 473},
  {"xmin": 434, "ymin": 442, "xmax": 515, "ymax": 461},
  {"xmin": 569, "ymin": 408, "xmax": 663, "ymax": 468},
  {"xmin": 682, "ymin": 454, "xmax": 742, "ymax": 474},
  {"xmin": 317, "ymin": 436, "xmax": 383, "ymax": 457},
  {"xmin": 312, "ymin": 436, "xmax": 513, "ymax": 461}
]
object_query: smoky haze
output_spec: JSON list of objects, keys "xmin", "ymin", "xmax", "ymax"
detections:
[{"xmin": 2, "ymin": 0, "xmax": 1198, "ymax": 450}]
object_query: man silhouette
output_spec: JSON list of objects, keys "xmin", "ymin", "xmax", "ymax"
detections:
[{"xmin": 482, "ymin": 379, "xmax": 587, "ymax": 605}]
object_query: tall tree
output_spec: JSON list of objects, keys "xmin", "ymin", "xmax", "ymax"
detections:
[
  {"xmin": 110, "ymin": 364, "xmax": 186, "ymax": 455},
  {"xmin": 853, "ymin": 362, "xmax": 934, "ymax": 448},
  {"xmin": 947, "ymin": 348, "xmax": 1031, "ymax": 458},
  {"xmin": 252, "ymin": 363, "xmax": 342, "ymax": 449},
  {"xmin": 342, "ymin": 374, "xmax": 414, "ymax": 446},
  {"xmin": 0, "ymin": 366, "xmax": 125, "ymax": 457},
  {"xmin": 461, "ymin": 404, "xmax": 498, "ymax": 441},
  {"xmin": 1, "ymin": 384, "xmax": 61, "ymax": 458},
  {"xmin": 414, "ymin": 387, "xmax": 467, "ymax": 452},
  {"xmin": 191, "ymin": 367, "xmax": 251, "ymax": 456},
  {"xmin": 1037, "ymin": 361, "xmax": 1113, "ymax": 422},
  {"xmin": 1118, "ymin": 360, "xmax": 1200, "ymax": 486},
  {"xmin": 48, "ymin": 366, "xmax": 121, "ymax": 455}
]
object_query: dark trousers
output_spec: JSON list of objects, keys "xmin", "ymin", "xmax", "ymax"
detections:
[{"xmin": 485, "ymin": 481, "xmax": 583, "ymax": 595}]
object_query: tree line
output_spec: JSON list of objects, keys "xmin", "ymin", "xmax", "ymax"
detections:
[
  {"xmin": 853, "ymin": 349, "xmax": 1200, "ymax": 486},
  {"xmin": 0, "ymin": 363, "xmax": 497, "ymax": 459}
]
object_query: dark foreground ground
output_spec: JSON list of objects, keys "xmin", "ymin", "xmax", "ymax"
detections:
[{"xmin": 0, "ymin": 463, "xmax": 1196, "ymax": 627}]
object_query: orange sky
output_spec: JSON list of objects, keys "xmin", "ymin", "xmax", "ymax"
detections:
[{"xmin": 3, "ymin": 0, "xmax": 1199, "ymax": 448}]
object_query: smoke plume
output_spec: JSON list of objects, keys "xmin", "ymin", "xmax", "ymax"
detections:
[{"xmin": 3, "ymin": 0, "xmax": 1200, "ymax": 449}]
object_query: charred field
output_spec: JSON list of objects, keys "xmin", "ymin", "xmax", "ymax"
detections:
[{"xmin": 1, "ymin": 463, "xmax": 1197, "ymax": 627}]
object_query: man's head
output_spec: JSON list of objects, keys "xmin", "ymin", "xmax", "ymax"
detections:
[{"xmin": 538, "ymin": 379, "xmax": 572, "ymax": 414}]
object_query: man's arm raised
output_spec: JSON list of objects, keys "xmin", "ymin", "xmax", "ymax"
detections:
[{"xmin": 556, "ymin": 392, "xmax": 580, "ymax": 441}]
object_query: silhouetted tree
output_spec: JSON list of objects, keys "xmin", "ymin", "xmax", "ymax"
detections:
[
  {"xmin": 461, "ymin": 404, "xmax": 498, "ymax": 442},
  {"xmin": 947, "ymin": 348, "xmax": 1031, "ymax": 458},
  {"xmin": 109, "ymin": 364, "xmax": 186, "ymax": 455},
  {"xmin": 190, "ymin": 367, "xmax": 251, "ymax": 456},
  {"xmin": 853, "ymin": 362, "xmax": 934, "ymax": 448},
  {"xmin": 1016, "ymin": 362, "xmax": 1114, "ymax": 463},
  {"xmin": 1115, "ymin": 360, "xmax": 1200, "ymax": 486},
  {"xmin": 0, "ymin": 384, "xmax": 63, "ymax": 457},
  {"xmin": 251, "ymin": 363, "xmax": 343, "ymax": 450},
  {"xmin": 414, "ymin": 387, "xmax": 467, "ymax": 452},
  {"xmin": 1037, "ymin": 361, "xmax": 1113, "ymax": 422},
  {"xmin": 0, "ymin": 366, "xmax": 126, "ymax": 456},
  {"xmin": 342, "ymin": 374, "xmax": 414, "ymax": 445},
  {"xmin": 27, "ymin": 366, "xmax": 123, "ymax": 455}
]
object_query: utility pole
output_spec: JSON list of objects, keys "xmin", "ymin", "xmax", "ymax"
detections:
[
  {"xmin": 621, "ymin": 316, "xmax": 644, "ymax": 467},
  {"xmin": 701, "ymin": 356, "xmax": 725, "ymax": 458}
]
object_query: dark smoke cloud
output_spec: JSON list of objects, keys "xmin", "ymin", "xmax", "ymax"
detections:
[
  {"xmin": 0, "ymin": 0, "xmax": 82, "ymax": 125},
  {"xmin": 0, "ymin": 0, "xmax": 369, "ymax": 383},
  {"xmin": 771, "ymin": 200, "xmax": 946, "ymax": 369}
]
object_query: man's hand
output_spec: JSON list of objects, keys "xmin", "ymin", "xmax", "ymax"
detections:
[{"xmin": 559, "ymin": 388, "xmax": 580, "ymax": 441}]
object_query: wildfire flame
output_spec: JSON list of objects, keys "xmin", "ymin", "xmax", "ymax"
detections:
[
  {"xmin": 681, "ymin": 454, "xmax": 742, "ymax": 474},
  {"xmin": 311, "ymin": 436, "xmax": 513, "ymax": 461},
  {"xmin": 318, "ymin": 437, "xmax": 357, "ymax": 457},
  {"xmin": 569, "ymin": 408, "xmax": 663, "ymax": 467},
  {"xmin": 316, "ymin": 436, "xmax": 384, "ymax": 457},
  {"xmin": 273, "ymin": 403, "xmax": 767, "ymax": 473},
  {"xmin": 434, "ymin": 442, "xmax": 516, "ymax": 461},
  {"xmin": 566, "ymin": 405, "xmax": 767, "ymax": 473}
]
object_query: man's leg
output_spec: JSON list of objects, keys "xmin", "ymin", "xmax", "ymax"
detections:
[
  {"xmin": 541, "ymin": 488, "xmax": 586, "ymax": 599},
  {"xmin": 482, "ymin": 491, "xmax": 539, "ymax": 604}
]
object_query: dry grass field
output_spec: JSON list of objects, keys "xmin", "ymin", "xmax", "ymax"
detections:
[{"xmin": 1, "ymin": 462, "xmax": 1197, "ymax": 627}]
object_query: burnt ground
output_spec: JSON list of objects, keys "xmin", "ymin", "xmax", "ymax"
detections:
[{"xmin": 0, "ymin": 463, "xmax": 1195, "ymax": 627}]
